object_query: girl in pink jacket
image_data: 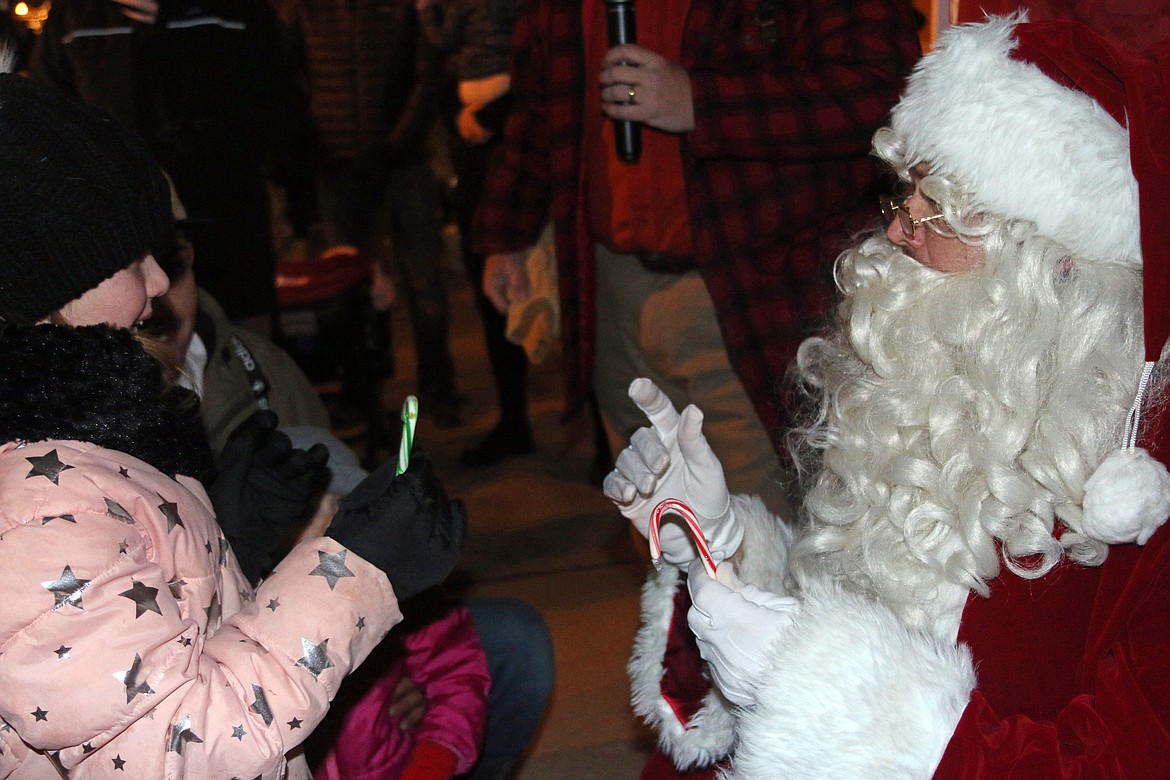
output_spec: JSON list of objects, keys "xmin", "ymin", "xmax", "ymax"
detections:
[{"xmin": 0, "ymin": 73, "xmax": 464, "ymax": 778}]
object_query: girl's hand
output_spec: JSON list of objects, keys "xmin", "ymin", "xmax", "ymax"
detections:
[{"xmin": 388, "ymin": 676, "xmax": 426, "ymax": 731}]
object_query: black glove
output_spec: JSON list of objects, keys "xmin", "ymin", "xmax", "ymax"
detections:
[
  {"xmin": 208, "ymin": 410, "xmax": 331, "ymax": 585},
  {"xmin": 326, "ymin": 449, "xmax": 466, "ymax": 601}
]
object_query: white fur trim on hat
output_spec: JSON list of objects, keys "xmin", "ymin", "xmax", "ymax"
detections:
[
  {"xmin": 890, "ymin": 14, "xmax": 1140, "ymax": 266},
  {"xmin": 1082, "ymin": 447, "xmax": 1170, "ymax": 545}
]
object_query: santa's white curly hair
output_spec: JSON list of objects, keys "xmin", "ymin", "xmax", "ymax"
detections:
[
  {"xmin": 789, "ymin": 168, "xmax": 1159, "ymax": 628},
  {"xmin": 782, "ymin": 14, "xmax": 1170, "ymax": 628}
]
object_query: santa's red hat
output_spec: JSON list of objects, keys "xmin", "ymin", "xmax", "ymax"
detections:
[{"xmin": 890, "ymin": 15, "xmax": 1170, "ymax": 544}]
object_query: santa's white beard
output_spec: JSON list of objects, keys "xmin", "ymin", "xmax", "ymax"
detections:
[{"xmin": 789, "ymin": 230, "xmax": 1144, "ymax": 627}]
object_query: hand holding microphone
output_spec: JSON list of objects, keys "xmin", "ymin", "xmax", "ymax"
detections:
[
  {"xmin": 599, "ymin": 38, "xmax": 698, "ymax": 141},
  {"xmin": 604, "ymin": 0, "xmax": 640, "ymax": 163}
]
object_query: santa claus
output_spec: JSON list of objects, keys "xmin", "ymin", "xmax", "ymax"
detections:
[{"xmin": 606, "ymin": 14, "xmax": 1170, "ymax": 778}]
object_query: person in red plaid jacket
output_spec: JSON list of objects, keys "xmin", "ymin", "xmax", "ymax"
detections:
[{"xmin": 472, "ymin": 0, "xmax": 920, "ymax": 513}]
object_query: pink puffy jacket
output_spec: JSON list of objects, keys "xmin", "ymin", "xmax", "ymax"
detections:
[
  {"xmin": 0, "ymin": 439, "xmax": 402, "ymax": 779},
  {"xmin": 312, "ymin": 605, "xmax": 490, "ymax": 780}
]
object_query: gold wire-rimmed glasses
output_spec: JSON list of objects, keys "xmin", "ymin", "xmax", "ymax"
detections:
[{"xmin": 880, "ymin": 196, "xmax": 947, "ymax": 237}]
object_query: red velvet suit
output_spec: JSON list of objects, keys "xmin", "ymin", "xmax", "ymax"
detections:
[{"xmin": 938, "ymin": 415, "xmax": 1170, "ymax": 776}]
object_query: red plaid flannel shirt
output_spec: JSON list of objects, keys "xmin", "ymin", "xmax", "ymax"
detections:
[{"xmin": 474, "ymin": 0, "xmax": 921, "ymax": 450}]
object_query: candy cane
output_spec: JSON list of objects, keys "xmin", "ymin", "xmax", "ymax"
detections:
[
  {"xmin": 649, "ymin": 498, "xmax": 719, "ymax": 577},
  {"xmin": 395, "ymin": 395, "xmax": 419, "ymax": 476}
]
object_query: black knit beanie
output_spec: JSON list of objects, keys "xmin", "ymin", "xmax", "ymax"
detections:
[{"xmin": 0, "ymin": 74, "xmax": 173, "ymax": 324}]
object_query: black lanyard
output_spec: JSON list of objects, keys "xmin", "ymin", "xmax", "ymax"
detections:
[{"xmin": 229, "ymin": 335, "xmax": 272, "ymax": 411}]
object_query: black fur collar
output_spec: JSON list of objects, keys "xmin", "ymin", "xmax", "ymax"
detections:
[{"xmin": 0, "ymin": 323, "xmax": 215, "ymax": 481}]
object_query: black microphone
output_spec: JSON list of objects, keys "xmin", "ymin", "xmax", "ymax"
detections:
[{"xmin": 605, "ymin": 0, "xmax": 641, "ymax": 164}]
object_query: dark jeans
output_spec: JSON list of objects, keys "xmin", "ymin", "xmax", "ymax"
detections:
[{"xmin": 461, "ymin": 597, "xmax": 555, "ymax": 779}]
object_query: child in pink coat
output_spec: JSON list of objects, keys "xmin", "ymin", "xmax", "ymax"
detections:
[
  {"xmin": 0, "ymin": 71, "xmax": 464, "ymax": 778},
  {"xmin": 310, "ymin": 597, "xmax": 490, "ymax": 780}
]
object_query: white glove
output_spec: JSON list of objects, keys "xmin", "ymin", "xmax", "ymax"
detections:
[
  {"xmin": 603, "ymin": 378, "xmax": 742, "ymax": 565},
  {"xmin": 686, "ymin": 559, "xmax": 801, "ymax": 707}
]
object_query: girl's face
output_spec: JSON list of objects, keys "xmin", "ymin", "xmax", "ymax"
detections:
[{"xmin": 58, "ymin": 253, "xmax": 170, "ymax": 328}]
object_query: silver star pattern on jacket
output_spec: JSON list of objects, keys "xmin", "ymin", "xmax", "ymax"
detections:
[
  {"xmin": 25, "ymin": 450, "xmax": 73, "ymax": 484},
  {"xmin": 104, "ymin": 498, "xmax": 136, "ymax": 525},
  {"xmin": 42, "ymin": 565, "xmax": 90, "ymax": 609},
  {"xmin": 119, "ymin": 580, "xmax": 162, "ymax": 618},
  {"xmin": 41, "ymin": 514, "xmax": 76, "ymax": 525},
  {"xmin": 114, "ymin": 653, "xmax": 155, "ymax": 703},
  {"xmin": 250, "ymin": 684, "xmax": 273, "ymax": 725},
  {"xmin": 3, "ymin": 437, "xmax": 397, "ymax": 773},
  {"xmin": 308, "ymin": 549, "xmax": 354, "ymax": 590},
  {"xmin": 167, "ymin": 714, "xmax": 203, "ymax": 754},
  {"xmin": 157, "ymin": 495, "xmax": 183, "ymax": 531},
  {"xmin": 295, "ymin": 637, "xmax": 334, "ymax": 679}
]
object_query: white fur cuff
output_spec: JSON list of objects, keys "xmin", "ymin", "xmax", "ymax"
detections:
[
  {"xmin": 725, "ymin": 578, "xmax": 974, "ymax": 779},
  {"xmin": 733, "ymin": 493, "xmax": 796, "ymax": 595},
  {"xmin": 629, "ymin": 565, "xmax": 738, "ymax": 769}
]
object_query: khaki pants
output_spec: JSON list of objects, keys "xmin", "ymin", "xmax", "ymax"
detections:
[{"xmin": 593, "ymin": 245, "xmax": 793, "ymax": 519}]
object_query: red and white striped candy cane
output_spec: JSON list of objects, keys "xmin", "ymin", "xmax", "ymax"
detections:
[{"xmin": 648, "ymin": 498, "xmax": 719, "ymax": 577}]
